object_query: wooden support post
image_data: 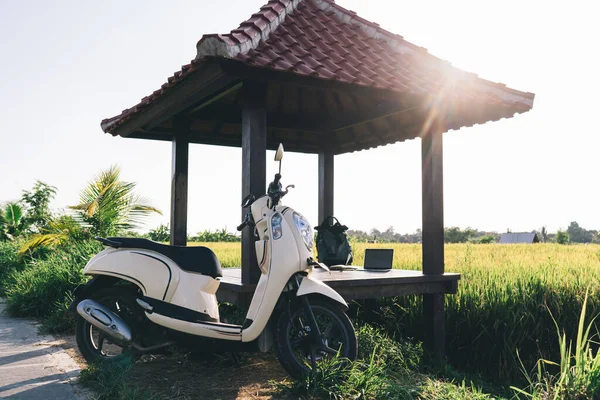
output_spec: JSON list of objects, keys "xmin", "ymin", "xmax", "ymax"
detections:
[
  {"xmin": 170, "ymin": 115, "xmax": 190, "ymax": 246},
  {"xmin": 318, "ymin": 150, "xmax": 334, "ymax": 224},
  {"xmin": 241, "ymin": 81, "xmax": 267, "ymax": 285},
  {"xmin": 421, "ymin": 128, "xmax": 444, "ymax": 275},
  {"xmin": 421, "ymin": 125, "xmax": 445, "ymax": 365}
]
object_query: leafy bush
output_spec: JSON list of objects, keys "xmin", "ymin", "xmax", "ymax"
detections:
[
  {"xmin": 70, "ymin": 165, "xmax": 161, "ymax": 236},
  {"xmin": 18, "ymin": 214, "xmax": 90, "ymax": 256},
  {"xmin": 0, "ymin": 239, "xmax": 27, "ymax": 295},
  {"xmin": 4, "ymin": 239, "xmax": 102, "ymax": 333},
  {"xmin": 191, "ymin": 228, "xmax": 240, "ymax": 242},
  {"xmin": 21, "ymin": 180, "xmax": 57, "ymax": 233},
  {"xmin": 148, "ymin": 223, "xmax": 169, "ymax": 242},
  {"xmin": 0, "ymin": 202, "xmax": 26, "ymax": 241},
  {"xmin": 477, "ymin": 235, "xmax": 498, "ymax": 244},
  {"xmin": 556, "ymin": 229, "xmax": 570, "ymax": 244}
]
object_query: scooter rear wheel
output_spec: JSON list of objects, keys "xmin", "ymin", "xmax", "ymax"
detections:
[
  {"xmin": 275, "ymin": 295, "xmax": 357, "ymax": 379},
  {"xmin": 75, "ymin": 286, "xmax": 142, "ymax": 364}
]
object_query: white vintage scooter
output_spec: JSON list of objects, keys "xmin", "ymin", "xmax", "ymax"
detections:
[{"xmin": 70, "ymin": 144, "xmax": 357, "ymax": 378}]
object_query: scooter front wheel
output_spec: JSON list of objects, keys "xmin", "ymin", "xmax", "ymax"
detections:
[{"xmin": 274, "ymin": 295, "xmax": 357, "ymax": 379}]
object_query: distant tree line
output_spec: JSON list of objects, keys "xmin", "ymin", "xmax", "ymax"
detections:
[
  {"xmin": 145, "ymin": 224, "xmax": 240, "ymax": 243},
  {"xmin": 346, "ymin": 222, "xmax": 600, "ymax": 244}
]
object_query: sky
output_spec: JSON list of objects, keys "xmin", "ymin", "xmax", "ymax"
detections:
[{"xmin": 1, "ymin": 0, "xmax": 598, "ymax": 235}]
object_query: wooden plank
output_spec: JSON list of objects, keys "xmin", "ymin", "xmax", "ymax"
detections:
[
  {"xmin": 421, "ymin": 126, "xmax": 444, "ymax": 275},
  {"xmin": 241, "ymin": 80, "xmax": 267, "ymax": 285},
  {"xmin": 170, "ymin": 115, "xmax": 190, "ymax": 246},
  {"xmin": 128, "ymin": 129, "xmax": 324, "ymax": 154},
  {"xmin": 221, "ymin": 268, "xmax": 460, "ymax": 286},
  {"xmin": 318, "ymin": 150, "xmax": 334, "ymax": 224},
  {"xmin": 187, "ymin": 82, "xmax": 243, "ymax": 115},
  {"xmin": 218, "ymin": 268, "xmax": 460, "ymax": 307}
]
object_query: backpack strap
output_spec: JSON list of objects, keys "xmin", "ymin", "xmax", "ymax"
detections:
[{"xmin": 316, "ymin": 215, "xmax": 337, "ymax": 231}]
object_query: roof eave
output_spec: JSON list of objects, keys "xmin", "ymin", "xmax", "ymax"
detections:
[{"xmin": 100, "ymin": 60, "xmax": 232, "ymax": 137}]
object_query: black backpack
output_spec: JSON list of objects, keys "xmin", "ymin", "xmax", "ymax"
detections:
[{"xmin": 315, "ymin": 216, "xmax": 353, "ymax": 266}]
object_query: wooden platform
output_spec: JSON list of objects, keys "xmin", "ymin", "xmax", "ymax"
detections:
[{"xmin": 217, "ymin": 267, "xmax": 461, "ymax": 307}]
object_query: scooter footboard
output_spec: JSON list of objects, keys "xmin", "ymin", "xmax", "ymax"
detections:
[{"xmin": 296, "ymin": 275, "xmax": 348, "ymax": 310}]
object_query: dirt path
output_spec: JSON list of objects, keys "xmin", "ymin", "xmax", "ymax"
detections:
[
  {"xmin": 126, "ymin": 351, "xmax": 290, "ymax": 399},
  {"xmin": 51, "ymin": 328, "xmax": 291, "ymax": 399}
]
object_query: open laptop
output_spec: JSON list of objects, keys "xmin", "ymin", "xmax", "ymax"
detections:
[{"xmin": 364, "ymin": 248, "xmax": 394, "ymax": 271}]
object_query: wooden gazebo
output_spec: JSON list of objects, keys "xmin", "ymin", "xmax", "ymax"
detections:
[{"xmin": 101, "ymin": 0, "xmax": 534, "ymax": 361}]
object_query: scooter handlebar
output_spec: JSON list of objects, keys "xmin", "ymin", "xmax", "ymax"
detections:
[
  {"xmin": 237, "ymin": 213, "xmax": 251, "ymax": 231},
  {"xmin": 237, "ymin": 220, "xmax": 248, "ymax": 231}
]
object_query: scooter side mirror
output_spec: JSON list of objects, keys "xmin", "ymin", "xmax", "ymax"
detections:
[
  {"xmin": 274, "ymin": 143, "xmax": 284, "ymax": 161},
  {"xmin": 241, "ymin": 194, "xmax": 256, "ymax": 208}
]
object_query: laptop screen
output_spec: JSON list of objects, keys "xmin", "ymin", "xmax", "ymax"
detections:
[{"xmin": 364, "ymin": 249, "xmax": 394, "ymax": 270}]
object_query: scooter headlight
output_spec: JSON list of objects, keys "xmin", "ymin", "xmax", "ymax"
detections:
[
  {"xmin": 293, "ymin": 212, "xmax": 313, "ymax": 250},
  {"xmin": 271, "ymin": 213, "xmax": 283, "ymax": 240}
]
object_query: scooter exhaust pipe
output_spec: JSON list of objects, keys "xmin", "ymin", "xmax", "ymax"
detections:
[{"xmin": 77, "ymin": 299, "xmax": 132, "ymax": 344}]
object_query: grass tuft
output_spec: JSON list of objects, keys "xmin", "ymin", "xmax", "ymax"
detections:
[
  {"xmin": 79, "ymin": 357, "xmax": 155, "ymax": 400},
  {"xmin": 511, "ymin": 288, "xmax": 600, "ymax": 399}
]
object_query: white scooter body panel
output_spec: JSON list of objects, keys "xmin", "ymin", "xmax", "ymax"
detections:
[
  {"xmin": 83, "ymin": 248, "xmax": 220, "ymax": 321},
  {"xmin": 297, "ymin": 274, "xmax": 348, "ymax": 308},
  {"xmin": 146, "ymin": 313, "xmax": 241, "ymax": 340},
  {"xmin": 242, "ymin": 209, "xmax": 301, "ymax": 341},
  {"xmin": 240, "ymin": 197, "xmax": 321, "ymax": 342}
]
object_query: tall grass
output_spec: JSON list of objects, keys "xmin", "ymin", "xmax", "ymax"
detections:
[
  {"xmin": 3, "ymin": 239, "xmax": 101, "ymax": 332},
  {"xmin": 355, "ymin": 243, "xmax": 600, "ymax": 382},
  {"xmin": 190, "ymin": 242, "xmax": 600, "ymax": 382},
  {"xmin": 281, "ymin": 325, "xmax": 502, "ymax": 399},
  {"xmin": 512, "ymin": 289, "xmax": 600, "ymax": 399}
]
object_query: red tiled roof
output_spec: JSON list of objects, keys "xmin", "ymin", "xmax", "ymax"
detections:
[{"xmin": 101, "ymin": 0, "xmax": 534, "ymax": 134}]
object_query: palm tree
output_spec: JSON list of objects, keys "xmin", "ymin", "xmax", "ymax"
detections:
[
  {"xmin": 0, "ymin": 202, "xmax": 25, "ymax": 241},
  {"xmin": 70, "ymin": 165, "xmax": 161, "ymax": 237}
]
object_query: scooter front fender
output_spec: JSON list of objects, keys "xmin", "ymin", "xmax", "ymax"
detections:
[{"xmin": 297, "ymin": 275, "xmax": 348, "ymax": 310}]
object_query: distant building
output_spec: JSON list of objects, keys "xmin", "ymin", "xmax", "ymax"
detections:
[{"xmin": 499, "ymin": 232, "xmax": 540, "ymax": 244}]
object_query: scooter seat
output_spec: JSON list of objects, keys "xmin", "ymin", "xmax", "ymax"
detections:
[{"xmin": 104, "ymin": 237, "xmax": 223, "ymax": 279}]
